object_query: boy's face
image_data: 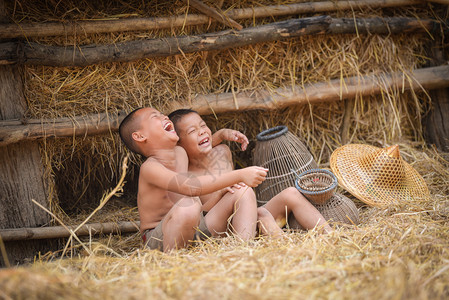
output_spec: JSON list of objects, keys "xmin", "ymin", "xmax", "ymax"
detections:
[
  {"xmin": 176, "ymin": 113, "xmax": 212, "ymax": 157},
  {"xmin": 133, "ymin": 108, "xmax": 179, "ymax": 145}
]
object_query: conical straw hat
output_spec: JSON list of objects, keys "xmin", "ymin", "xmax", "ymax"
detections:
[{"xmin": 330, "ymin": 144, "xmax": 430, "ymax": 207}]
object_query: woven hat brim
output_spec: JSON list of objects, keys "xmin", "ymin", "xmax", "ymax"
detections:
[{"xmin": 330, "ymin": 144, "xmax": 430, "ymax": 207}]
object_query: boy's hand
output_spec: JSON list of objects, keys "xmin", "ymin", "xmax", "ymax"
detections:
[
  {"xmin": 239, "ymin": 167, "xmax": 268, "ymax": 187},
  {"xmin": 225, "ymin": 182, "xmax": 247, "ymax": 194},
  {"xmin": 213, "ymin": 129, "xmax": 249, "ymax": 151}
]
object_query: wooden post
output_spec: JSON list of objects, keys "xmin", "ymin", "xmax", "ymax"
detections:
[
  {"xmin": 341, "ymin": 98, "xmax": 356, "ymax": 145},
  {"xmin": 0, "ymin": 1, "xmax": 56, "ymax": 266},
  {"xmin": 423, "ymin": 35, "xmax": 449, "ymax": 151}
]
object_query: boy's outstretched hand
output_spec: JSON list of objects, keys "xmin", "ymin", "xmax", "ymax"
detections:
[
  {"xmin": 212, "ymin": 128, "xmax": 249, "ymax": 151},
  {"xmin": 238, "ymin": 166, "xmax": 268, "ymax": 187}
]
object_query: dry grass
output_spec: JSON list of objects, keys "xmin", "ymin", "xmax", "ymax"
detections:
[
  {"xmin": 1, "ymin": 146, "xmax": 448, "ymax": 299},
  {"xmin": 1, "ymin": 192, "xmax": 448, "ymax": 299}
]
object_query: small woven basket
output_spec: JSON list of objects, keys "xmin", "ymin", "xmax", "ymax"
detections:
[
  {"xmin": 295, "ymin": 169, "xmax": 337, "ymax": 205},
  {"xmin": 288, "ymin": 192, "xmax": 360, "ymax": 228}
]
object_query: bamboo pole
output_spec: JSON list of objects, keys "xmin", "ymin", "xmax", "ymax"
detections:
[
  {"xmin": 0, "ymin": 111, "xmax": 126, "ymax": 147},
  {"xmin": 0, "ymin": 221, "xmax": 140, "ymax": 242},
  {"xmin": 0, "ymin": 16, "xmax": 331, "ymax": 66},
  {"xmin": 183, "ymin": 0, "xmax": 243, "ymax": 30},
  {"xmin": 0, "ymin": 65, "xmax": 448, "ymax": 146},
  {"xmin": 190, "ymin": 65, "xmax": 449, "ymax": 114},
  {"xmin": 0, "ymin": 17, "xmax": 440, "ymax": 67},
  {"xmin": 0, "ymin": 0, "xmax": 422, "ymax": 39}
]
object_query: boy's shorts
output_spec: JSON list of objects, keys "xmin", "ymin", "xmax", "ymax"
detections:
[{"xmin": 142, "ymin": 213, "xmax": 211, "ymax": 251}]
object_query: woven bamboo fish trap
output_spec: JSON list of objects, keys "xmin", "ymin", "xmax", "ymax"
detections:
[
  {"xmin": 295, "ymin": 169, "xmax": 338, "ymax": 205},
  {"xmin": 253, "ymin": 126, "xmax": 318, "ymax": 206},
  {"xmin": 288, "ymin": 192, "xmax": 360, "ymax": 228}
]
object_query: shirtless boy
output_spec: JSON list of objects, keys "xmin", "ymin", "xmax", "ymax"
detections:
[
  {"xmin": 118, "ymin": 107, "xmax": 268, "ymax": 252},
  {"xmin": 168, "ymin": 109, "xmax": 258, "ymax": 240},
  {"xmin": 168, "ymin": 109, "xmax": 332, "ymax": 237}
]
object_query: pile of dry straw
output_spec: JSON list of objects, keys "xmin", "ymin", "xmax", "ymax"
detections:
[{"xmin": 0, "ymin": 0, "xmax": 448, "ymax": 298}]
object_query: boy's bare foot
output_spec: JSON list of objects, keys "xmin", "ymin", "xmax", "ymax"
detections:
[{"xmin": 257, "ymin": 207, "xmax": 285, "ymax": 238}]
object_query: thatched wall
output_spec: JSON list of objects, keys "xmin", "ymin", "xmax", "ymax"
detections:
[{"xmin": 3, "ymin": 0, "xmax": 447, "ymax": 215}]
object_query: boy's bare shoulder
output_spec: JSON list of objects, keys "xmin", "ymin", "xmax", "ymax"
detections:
[
  {"xmin": 140, "ymin": 156, "xmax": 161, "ymax": 170},
  {"xmin": 213, "ymin": 143, "xmax": 231, "ymax": 152},
  {"xmin": 174, "ymin": 145, "xmax": 188, "ymax": 157},
  {"xmin": 213, "ymin": 144, "xmax": 232, "ymax": 157}
]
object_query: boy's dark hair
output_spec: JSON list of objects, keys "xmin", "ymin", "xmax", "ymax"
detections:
[
  {"xmin": 119, "ymin": 107, "xmax": 144, "ymax": 156},
  {"xmin": 168, "ymin": 108, "xmax": 199, "ymax": 131}
]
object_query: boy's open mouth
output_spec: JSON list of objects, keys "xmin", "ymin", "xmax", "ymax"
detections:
[
  {"xmin": 163, "ymin": 122, "xmax": 174, "ymax": 132},
  {"xmin": 199, "ymin": 137, "xmax": 210, "ymax": 146}
]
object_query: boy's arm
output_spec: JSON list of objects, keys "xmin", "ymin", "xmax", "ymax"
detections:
[
  {"xmin": 140, "ymin": 159, "xmax": 267, "ymax": 196},
  {"xmin": 167, "ymin": 146, "xmax": 190, "ymax": 203},
  {"xmin": 212, "ymin": 128, "xmax": 249, "ymax": 151}
]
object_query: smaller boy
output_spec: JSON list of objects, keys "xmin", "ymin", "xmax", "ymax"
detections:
[
  {"xmin": 119, "ymin": 107, "xmax": 268, "ymax": 252},
  {"xmin": 169, "ymin": 109, "xmax": 332, "ymax": 237}
]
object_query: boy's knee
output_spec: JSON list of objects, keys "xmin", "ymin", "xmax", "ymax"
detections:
[
  {"xmin": 284, "ymin": 186, "xmax": 300, "ymax": 196},
  {"xmin": 280, "ymin": 187, "xmax": 301, "ymax": 205},
  {"xmin": 257, "ymin": 207, "xmax": 271, "ymax": 220},
  {"xmin": 172, "ymin": 198, "xmax": 202, "ymax": 226},
  {"xmin": 233, "ymin": 187, "xmax": 256, "ymax": 204}
]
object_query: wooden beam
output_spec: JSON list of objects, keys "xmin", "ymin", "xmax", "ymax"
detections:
[
  {"xmin": 184, "ymin": 0, "xmax": 243, "ymax": 30},
  {"xmin": 1, "ymin": 65, "xmax": 448, "ymax": 146},
  {"xmin": 425, "ymin": 0, "xmax": 449, "ymax": 4},
  {"xmin": 0, "ymin": 221, "xmax": 140, "ymax": 241},
  {"xmin": 191, "ymin": 65, "xmax": 449, "ymax": 115},
  {"xmin": 0, "ymin": 111, "xmax": 126, "ymax": 147},
  {"xmin": 0, "ymin": 16, "xmax": 332, "ymax": 66},
  {"xmin": 0, "ymin": 0, "xmax": 422, "ymax": 39},
  {"xmin": 0, "ymin": 17, "xmax": 441, "ymax": 67}
]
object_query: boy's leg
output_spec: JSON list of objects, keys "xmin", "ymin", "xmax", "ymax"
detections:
[
  {"xmin": 205, "ymin": 187, "xmax": 257, "ymax": 240},
  {"xmin": 257, "ymin": 206, "xmax": 284, "ymax": 237},
  {"xmin": 162, "ymin": 197, "xmax": 202, "ymax": 251},
  {"xmin": 264, "ymin": 187, "xmax": 332, "ymax": 233}
]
